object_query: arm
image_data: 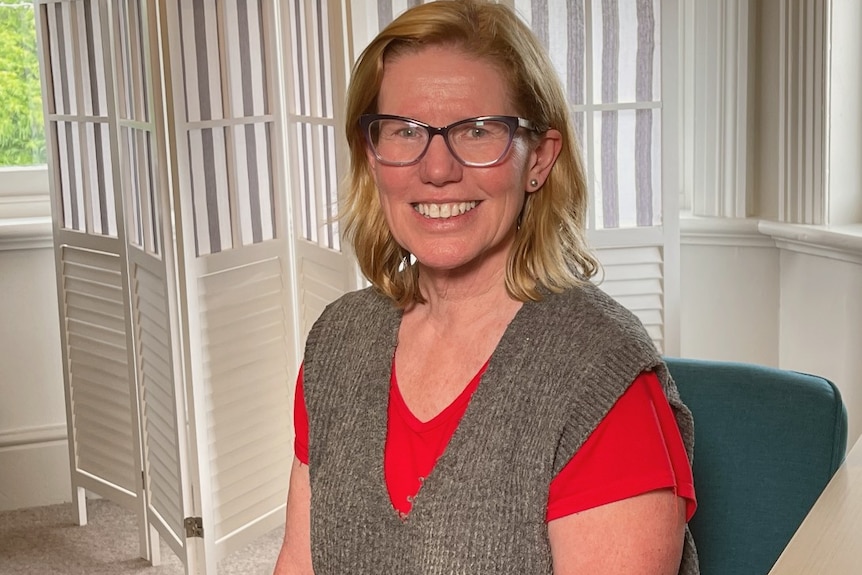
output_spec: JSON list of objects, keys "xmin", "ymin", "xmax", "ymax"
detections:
[
  {"xmin": 548, "ymin": 488, "xmax": 686, "ymax": 575},
  {"xmin": 273, "ymin": 457, "xmax": 314, "ymax": 575}
]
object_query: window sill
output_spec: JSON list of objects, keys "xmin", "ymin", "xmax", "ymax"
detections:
[
  {"xmin": 0, "ymin": 217, "xmax": 53, "ymax": 251},
  {"xmin": 680, "ymin": 213, "xmax": 862, "ymax": 265},
  {"xmin": 0, "ymin": 166, "xmax": 52, "ymax": 250}
]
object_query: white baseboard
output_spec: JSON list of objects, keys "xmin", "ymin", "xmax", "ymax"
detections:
[
  {"xmin": 0, "ymin": 423, "xmax": 67, "ymax": 449},
  {"xmin": 0, "ymin": 424, "xmax": 71, "ymax": 511}
]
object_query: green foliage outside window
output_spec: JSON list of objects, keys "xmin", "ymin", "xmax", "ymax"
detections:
[{"xmin": 0, "ymin": 1, "xmax": 46, "ymax": 167}]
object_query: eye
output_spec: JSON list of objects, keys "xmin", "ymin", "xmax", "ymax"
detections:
[
  {"xmin": 455, "ymin": 120, "xmax": 508, "ymax": 141},
  {"xmin": 395, "ymin": 126, "xmax": 422, "ymax": 139},
  {"xmin": 466, "ymin": 126, "xmax": 491, "ymax": 139}
]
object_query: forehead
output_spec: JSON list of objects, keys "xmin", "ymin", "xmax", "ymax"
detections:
[{"xmin": 377, "ymin": 45, "xmax": 516, "ymax": 120}]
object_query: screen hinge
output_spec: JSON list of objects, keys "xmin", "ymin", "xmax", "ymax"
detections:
[{"xmin": 184, "ymin": 516, "xmax": 204, "ymax": 539}]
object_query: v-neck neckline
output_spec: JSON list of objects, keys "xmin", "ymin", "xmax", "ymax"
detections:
[
  {"xmin": 390, "ymin": 357, "xmax": 490, "ymax": 429},
  {"xmin": 378, "ymin": 295, "xmax": 540, "ymax": 524}
]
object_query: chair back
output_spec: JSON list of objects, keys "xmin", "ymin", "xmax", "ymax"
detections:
[{"xmin": 665, "ymin": 357, "xmax": 848, "ymax": 575}]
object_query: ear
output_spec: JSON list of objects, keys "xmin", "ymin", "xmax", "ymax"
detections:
[{"xmin": 525, "ymin": 128, "xmax": 562, "ymax": 193}]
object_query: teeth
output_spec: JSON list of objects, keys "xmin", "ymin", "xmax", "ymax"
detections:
[{"xmin": 414, "ymin": 201, "xmax": 478, "ymax": 219}]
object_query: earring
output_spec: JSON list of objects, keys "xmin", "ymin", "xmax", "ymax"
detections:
[
  {"xmin": 397, "ymin": 253, "xmax": 417, "ymax": 273},
  {"xmin": 529, "ymin": 178, "xmax": 539, "ymax": 189}
]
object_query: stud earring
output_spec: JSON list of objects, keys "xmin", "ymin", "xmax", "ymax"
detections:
[{"xmin": 529, "ymin": 179, "xmax": 539, "ymax": 188}]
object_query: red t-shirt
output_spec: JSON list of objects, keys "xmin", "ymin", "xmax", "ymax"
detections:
[{"xmin": 294, "ymin": 363, "xmax": 696, "ymax": 522}]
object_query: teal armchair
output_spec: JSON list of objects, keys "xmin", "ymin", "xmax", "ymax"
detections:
[{"xmin": 665, "ymin": 357, "xmax": 848, "ymax": 575}]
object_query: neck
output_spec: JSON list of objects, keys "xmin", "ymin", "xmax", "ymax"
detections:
[{"xmin": 409, "ymin": 261, "xmax": 522, "ymax": 329}]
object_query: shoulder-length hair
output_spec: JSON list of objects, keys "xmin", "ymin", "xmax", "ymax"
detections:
[{"xmin": 342, "ymin": 0, "xmax": 598, "ymax": 307}]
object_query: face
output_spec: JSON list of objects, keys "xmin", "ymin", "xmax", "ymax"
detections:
[{"xmin": 369, "ymin": 45, "xmax": 561, "ymax": 279}]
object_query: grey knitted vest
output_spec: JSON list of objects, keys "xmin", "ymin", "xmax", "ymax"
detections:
[{"xmin": 303, "ymin": 283, "xmax": 699, "ymax": 574}]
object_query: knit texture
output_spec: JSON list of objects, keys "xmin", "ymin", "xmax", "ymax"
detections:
[{"xmin": 303, "ymin": 283, "xmax": 699, "ymax": 574}]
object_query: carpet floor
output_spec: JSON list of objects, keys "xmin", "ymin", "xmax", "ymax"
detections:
[{"xmin": 0, "ymin": 499, "xmax": 283, "ymax": 574}]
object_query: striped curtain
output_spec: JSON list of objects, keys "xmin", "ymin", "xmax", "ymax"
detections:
[
  {"xmin": 375, "ymin": 0, "xmax": 661, "ymax": 230},
  {"xmin": 176, "ymin": 0, "xmax": 275, "ymax": 256}
]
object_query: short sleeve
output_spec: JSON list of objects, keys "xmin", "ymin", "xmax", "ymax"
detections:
[
  {"xmin": 293, "ymin": 364, "xmax": 309, "ymax": 464},
  {"xmin": 547, "ymin": 371, "xmax": 697, "ymax": 522}
]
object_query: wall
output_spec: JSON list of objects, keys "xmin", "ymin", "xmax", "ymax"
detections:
[
  {"xmin": 778, "ymin": 247, "xmax": 862, "ymax": 445},
  {"xmin": 0, "ymin": 172, "xmax": 70, "ymax": 510},
  {"xmin": 681, "ymin": 219, "xmax": 862, "ymax": 448}
]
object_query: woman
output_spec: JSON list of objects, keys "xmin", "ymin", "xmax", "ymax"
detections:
[{"xmin": 274, "ymin": 1, "xmax": 698, "ymax": 573}]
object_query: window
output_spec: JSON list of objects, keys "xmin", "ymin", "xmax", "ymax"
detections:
[{"xmin": 0, "ymin": 1, "xmax": 46, "ymax": 168}]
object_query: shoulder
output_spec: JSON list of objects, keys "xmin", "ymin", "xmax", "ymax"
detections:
[
  {"xmin": 528, "ymin": 282, "xmax": 657, "ymax": 358},
  {"xmin": 303, "ymin": 287, "xmax": 400, "ymax": 380},
  {"xmin": 319, "ymin": 286, "xmax": 391, "ymax": 317},
  {"xmin": 308, "ymin": 288, "xmax": 394, "ymax": 337}
]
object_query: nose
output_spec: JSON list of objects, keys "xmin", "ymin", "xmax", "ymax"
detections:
[{"xmin": 419, "ymin": 133, "xmax": 462, "ymax": 185}]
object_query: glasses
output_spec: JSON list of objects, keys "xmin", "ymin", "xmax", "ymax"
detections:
[{"xmin": 360, "ymin": 114, "xmax": 538, "ymax": 167}]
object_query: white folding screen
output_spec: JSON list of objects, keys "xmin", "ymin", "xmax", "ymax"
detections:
[
  {"xmin": 36, "ymin": 0, "xmax": 151, "ymax": 561},
  {"xmin": 165, "ymin": 0, "xmax": 295, "ymax": 571},
  {"xmin": 37, "ymin": 0, "xmax": 300, "ymax": 573}
]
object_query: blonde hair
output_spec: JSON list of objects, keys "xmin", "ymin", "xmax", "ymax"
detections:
[{"xmin": 342, "ymin": 0, "xmax": 598, "ymax": 307}]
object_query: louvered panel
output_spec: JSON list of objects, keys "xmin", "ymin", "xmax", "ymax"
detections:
[
  {"xmin": 203, "ymin": 311, "xmax": 284, "ymax": 350},
  {"xmin": 203, "ymin": 334, "xmax": 284, "ymax": 379},
  {"xmin": 299, "ymin": 254, "xmax": 346, "ymax": 337},
  {"xmin": 61, "ymin": 246, "xmax": 136, "ymax": 491},
  {"xmin": 197, "ymin": 257, "xmax": 292, "ymax": 543},
  {"xmin": 595, "ymin": 245, "xmax": 665, "ymax": 352},
  {"xmin": 65, "ymin": 291, "xmax": 126, "ymax": 323},
  {"xmin": 200, "ymin": 295, "xmax": 284, "ymax": 331},
  {"xmin": 133, "ymin": 262, "xmax": 185, "ymax": 541}
]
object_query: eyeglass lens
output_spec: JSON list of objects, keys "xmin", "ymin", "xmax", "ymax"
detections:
[{"xmin": 368, "ymin": 118, "xmax": 514, "ymax": 166}]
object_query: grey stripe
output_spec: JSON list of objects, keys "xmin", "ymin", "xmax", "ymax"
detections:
[
  {"xmin": 635, "ymin": 0, "xmax": 655, "ymax": 226},
  {"xmin": 202, "ymin": 128, "xmax": 221, "ymax": 252},
  {"xmin": 186, "ymin": 134, "xmax": 201, "ymax": 255},
  {"xmin": 83, "ymin": 0, "xmax": 99, "ymax": 115},
  {"xmin": 238, "ymin": 0, "xmax": 255, "ymax": 116},
  {"xmin": 301, "ymin": 124, "xmax": 311, "ymax": 241},
  {"xmin": 176, "ymin": 0, "xmax": 191, "ymax": 120},
  {"xmin": 135, "ymin": 0, "xmax": 149, "ymax": 120},
  {"xmin": 258, "ymin": 1, "xmax": 269, "ymax": 114},
  {"xmin": 323, "ymin": 125, "xmax": 333, "ymax": 249},
  {"xmin": 94, "ymin": 122, "xmax": 108, "ymax": 233},
  {"xmin": 267, "ymin": 125, "xmax": 276, "ymax": 236},
  {"xmin": 568, "ymin": 0, "xmax": 585, "ymax": 146},
  {"xmin": 129, "ymin": 128, "xmax": 143, "ymax": 246},
  {"xmin": 193, "ymin": 0, "xmax": 213, "ymax": 121},
  {"xmin": 315, "ymin": 1, "xmax": 329, "ymax": 116},
  {"xmin": 66, "ymin": 124, "xmax": 79, "ymax": 230},
  {"xmin": 294, "ymin": 0, "xmax": 307, "ymax": 115},
  {"xmin": 601, "ymin": 0, "xmax": 619, "ymax": 228},
  {"xmin": 377, "ymin": 0, "xmax": 392, "ymax": 28},
  {"xmin": 54, "ymin": 4, "xmax": 70, "ymax": 116},
  {"xmin": 145, "ymin": 131, "xmax": 161, "ymax": 253},
  {"xmin": 245, "ymin": 123, "xmax": 263, "ymax": 243},
  {"xmin": 118, "ymin": 1, "xmax": 133, "ymax": 119},
  {"xmin": 531, "ymin": 0, "xmax": 549, "ymax": 49},
  {"xmin": 408, "ymin": 0, "xmax": 421, "ymax": 8}
]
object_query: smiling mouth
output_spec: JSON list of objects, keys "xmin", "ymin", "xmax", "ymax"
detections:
[{"xmin": 413, "ymin": 201, "xmax": 478, "ymax": 219}]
